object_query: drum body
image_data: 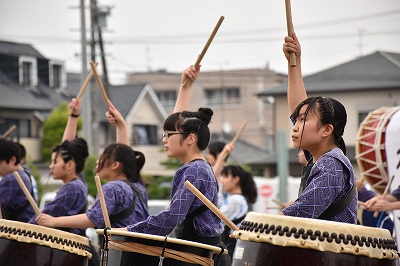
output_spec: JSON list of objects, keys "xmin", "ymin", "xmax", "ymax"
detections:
[
  {"xmin": 96, "ymin": 229, "xmax": 226, "ymax": 266},
  {"xmin": 356, "ymin": 107, "xmax": 400, "ymax": 194},
  {"xmin": 0, "ymin": 220, "xmax": 92, "ymax": 266},
  {"xmin": 232, "ymin": 212, "xmax": 399, "ymax": 266}
]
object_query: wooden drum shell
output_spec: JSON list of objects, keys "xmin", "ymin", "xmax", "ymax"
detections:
[
  {"xmin": 0, "ymin": 220, "xmax": 92, "ymax": 266},
  {"xmin": 356, "ymin": 107, "xmax": 400, "ymax": 194},
  {"xmin": 97, "ymin": 229, "xmax": 226, "ymax": 266},
  {"xmin": 232, "ymin": 212, "xmax": 399, "ymax": 266}
]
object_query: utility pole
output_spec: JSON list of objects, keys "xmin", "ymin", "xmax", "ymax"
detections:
[
  {"xmin": 90, "ymin": 0, "xmax": 99, "ymax": 154},
  {"xmin": 80, "ymin": 0, "xmax": 93, "ymax": 154}
]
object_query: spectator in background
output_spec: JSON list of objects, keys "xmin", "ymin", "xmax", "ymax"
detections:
[
  {"xmin": 357, "ymin": 179, "xmax": 394, "ymax": 235},
  {"xmin": 16, "ymin": 142, "xmax": 39, "ymax": 202}
]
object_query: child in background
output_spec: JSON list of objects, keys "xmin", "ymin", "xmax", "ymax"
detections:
[{"xmin": 219, "ymin": 165, "xmax": 257, "ymax": 261}]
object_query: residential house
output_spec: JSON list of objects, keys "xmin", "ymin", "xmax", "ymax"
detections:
[
  {"xmin": 0, "ymin": 40, "xmax": 70, "ymax": 161},
  {"xmin": 67, "ymin": 73, "xmax": 170, "ymax": 176},
  {"xmin": 257, "ymin": 51, "xmax": 400, "ymax": 179},
  {"xmin": 128, "ymin": 68, "xmax": 288, "ymax": 177}
]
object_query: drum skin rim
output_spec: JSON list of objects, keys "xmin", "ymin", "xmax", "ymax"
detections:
[
  {"xmin": 96, "ymin": 229, "xmax": 225, "ymax": 254},
  {"xmin": 232, "ymin": 212, "xmax": 399, "ymax": 261},
  {"xmin": 0, "ymin": 219, "xmax": 92, "ymax": 258}
]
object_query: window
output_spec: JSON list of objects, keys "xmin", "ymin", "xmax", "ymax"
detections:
[
  {"xmin": 156, "ymin": 90, "xmax": 177, "ymax": 110},
  {"xmin": 49, "ymin": 60, "xmax": 65, "ymax": 89},
  {"xmin": 0, "ymin": 119, "xmax": 30, "ymax": 138},
  {"xmin": 19, "ymin": 56, "xmax": 38, "ymax": 87},
  {"xmin": 132, "ymin": 124, "xmax": 158, "ymax": 145},
  {"xmin": 358, "ymin": 111, "xmax": 371, "ymax": 125},
  {"xmin": 204, "ymin": 87, "xmax": 241, "ymax": 107}
]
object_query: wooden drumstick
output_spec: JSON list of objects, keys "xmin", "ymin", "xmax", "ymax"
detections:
[
  {"xmin": 13, "ymin": 171, "xmax": 41, "ymax": 215},
  {"xmin": 285, "ymin": 0, "xmax": 296, "ymax": 67},
  {"xmin": 272, "ymin": 199, "xmax": 286, "ymax": 209},
  {"xmin": 95, "ymin": 175, "xmax": 111, "ymax": 228},
  {"xmin": 90, "ymin": 61, "xmax": 110, "ymax": 110},
  {"xmin": 76, "ymin": 62, "xmax": 98, "ymax": 99},
  {"xmin": 184, "ymin": 180, "xmax": 239, "ymax": 231},
  {"xmin": 183, "ymin": 16, "xmax": 225, "ymax": 86},
  {"xmin": 1, "ymin": 125, "xmax": 17, "ymax": 138},
  {"xmin": 373, "ymin": 175, "xmax": 395, "ymax": 218},
  {"xmin": 229, "ymin": 122, "xmax": 247, "ymax": 146}
]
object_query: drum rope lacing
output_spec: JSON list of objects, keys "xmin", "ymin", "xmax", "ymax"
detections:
[
  {"xmin": 100, "ymin": 227, "xmax": 110, "ymax": 266},
  {"xmin": 107, "ymin": 239, "xmax": 214, "ymax": 266},
  {"xmin": 0, "ymin": 224, "xmax": 91, "ymax": 254},
  {"xmin": 238, "ymin": 220, "xmax": 399, "ymax": 257}
]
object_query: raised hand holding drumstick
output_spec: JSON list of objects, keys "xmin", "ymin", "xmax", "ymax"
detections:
[{"xmin": 212, "ymin": 121, "xmax": 247, "ymax": 178}]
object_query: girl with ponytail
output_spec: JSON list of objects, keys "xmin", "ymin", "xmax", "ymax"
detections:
[
  {"xmin": 281, "ymin": 33, "xmax": 357, "ymax": 224},
  {"xmin": 219, "ymin": 165, "xmax": 257, "ymax": 260}
]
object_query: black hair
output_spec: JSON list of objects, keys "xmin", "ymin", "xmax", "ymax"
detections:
[
  {"xmin": 292, "ymin": 96, "xmax": 347, "ymax": 155},
  {"xmin": 97, "ymin": 143, "xmax": 146, "ymax": 185},
  {"xmin": 15, "ymin": 142, "xmax": 26, "ymax": 159},
  {"xmin": 0, "ymin": 139, "xmax": 21, "ymax": 165},
  {"xmin": 221, "ymin": 165, "xmax": 257, "ymax": 204},
  {"xmin": 53, "ymin": 138, "xmax": 89, "ymax": 174},
  {"xmin": 208, "ymin": 141, "xmax": 229, "ymax": 162},
  {"xmin": 163, "ymin": 107, "xmax": 213, "ymax": 151}
]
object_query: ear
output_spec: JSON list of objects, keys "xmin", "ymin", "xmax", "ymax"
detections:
[
  {"xmin": 111, "ymin": 161, "xmax": 121, "ymax": 171},
  {"xmin": 66, "ymin": 160, "xmax": 75, "ymax": 172},
  {"xmin": 322, "ymin": 124, "xmax": 334, "ymax": 138},
  {"xmin": 186, "ymin": 133, "xmax": 197, "ymax": 145},
  {"xmin": 233, "ymin": 175, "xmax": 240, "ymax": 185}
]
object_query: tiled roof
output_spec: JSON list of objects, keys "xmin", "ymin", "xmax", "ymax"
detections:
[
  {"xmin": 258, "ymin": 51, "xmax": 400, "ymax": 96},
  {"xmin": 0, "ymin": 40, "xmax": 46, "ymax": 59}
]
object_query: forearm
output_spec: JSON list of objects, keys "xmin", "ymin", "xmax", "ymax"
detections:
[
  {"xmin": 53, "ymin": 213, "xmax": 95, "ymax": 229},
  {"xmin": 62, "ymin": 116, "xmax": 79, "ymax": 141},
  {"xmin": 115, "ymin": 122, "xmax": 129, "ymax": 146},
  {"xmin": 287, "ymin": 58, "xmax": 307, "ymax": 114},
  {"xmin": 173, "ymin": 86, "xmax": 191, "ymax": 113}
]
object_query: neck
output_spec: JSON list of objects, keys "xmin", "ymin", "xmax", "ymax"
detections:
[
  {"xmin": 180, "ymin": 152, "xmax": 205, "ymax": 165},
  {"xmin": 108, "ymin": 172, "xmax": 128, "ymax": 182}
]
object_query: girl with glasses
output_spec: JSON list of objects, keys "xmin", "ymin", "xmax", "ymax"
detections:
[{"xmin": 120, "ymin": 65, "xmax": 231, "ymax": 265}]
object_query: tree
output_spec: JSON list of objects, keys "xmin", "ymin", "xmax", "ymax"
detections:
[{"xmin": 41, "ymin": 102, "xmax": 82, "ymax": 161}]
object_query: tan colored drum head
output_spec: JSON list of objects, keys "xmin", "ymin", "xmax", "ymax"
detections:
[
  {"xmin": 233, "ymin": 212, "xmax": 399, "ymax": 260},
  {"xmin": 96, "ymin": 229, "xmax": 225, "ymax": 254},
  {"xmin": 0, "ymin": 220, "xmax": 92, "ymax": 258}
]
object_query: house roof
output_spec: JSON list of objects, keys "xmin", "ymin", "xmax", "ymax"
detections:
[
  {"xmin": 258, "ymin": 51, "xmax": 400, "ymax": 97},
  {"xmin": 0, "ymin": 40, "xmax": 46, "ymax": 59},
  {"xmin": 210, "ymin": 133, "xmax": 274, "ymax": 166},
  {"xmin": 67, "ymin": 73, "xmax": 167, "ymax": 122},
  {"xmin": 0, "ymin": 71, "xmax": 69, "ymax": 111}
]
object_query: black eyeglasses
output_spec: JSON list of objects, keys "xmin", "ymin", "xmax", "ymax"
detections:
[{"xmin": 162, "ymin": 131, "xmax": 189, "ymax": 139}]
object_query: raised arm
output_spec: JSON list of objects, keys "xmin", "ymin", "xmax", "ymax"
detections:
[
  {"xmin": 283, "ymin": 33, "xmax": 307, "ymax": 114},
  {"xmin": 62, "ymin": 98, "xmax": 81, "ymax": 141},
  {"xmin": 173, "ymin": 65, "xmax": 200, "ymax": 113},
  {"xmin": 213, "ymin": 143, "xmax": 234, "ymax": 182},
  {"xmin": 106, "ymin": 99, "xmax": 129, "ymax": 146}
]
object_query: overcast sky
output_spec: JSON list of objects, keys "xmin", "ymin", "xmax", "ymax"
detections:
[{"xmin": 0, "ymin": 0, "xmax": 399, "ymax": 84}]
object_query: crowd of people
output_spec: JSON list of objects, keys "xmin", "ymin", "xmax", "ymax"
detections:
[{"xmin": 1, "ymin": 32, "xmax": 398, "ymax": 266}]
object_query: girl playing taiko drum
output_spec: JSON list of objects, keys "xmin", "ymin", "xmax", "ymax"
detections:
[
  {"xmin": 118, "ymin": 65, "xmax": 231, "ymax": 266},
  {"xmin": 281, "ymin": 33, "xmax": 358, "ymax": 224}
]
